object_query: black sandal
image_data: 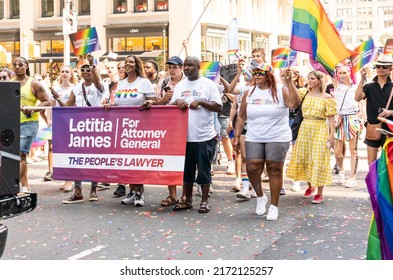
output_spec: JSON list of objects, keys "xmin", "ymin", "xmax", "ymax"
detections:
[
  {"xmin": 198, "ymin": 202, "xmax": 210, "ymax": 213},
  {"xmin": 173, "ymin": 200, "xmax": 193, "ymax": 211},
  {"xmin": 161, "ymin": 195, "xmax": 178, "ymax": 206}
]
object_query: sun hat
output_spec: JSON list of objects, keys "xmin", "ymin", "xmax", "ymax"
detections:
[{"xmin": 374, "ymin": 54, "xmax": 393, "ymax": 66}]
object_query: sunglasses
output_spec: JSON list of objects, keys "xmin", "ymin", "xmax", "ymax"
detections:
[
  {"xmin": 251, "ymin": 70, "xmax": 267, "ymax": 76},
  {"xmin": 13, "ymin": 63, "xmax": 25, "ymax": 68},
  {"xmin": 80, "ymin": 68, "xmax": 91, "ymax": 73},
  {"xmin": 0, "ymin": 75, "xmax": 8, "ymax": 80},
  {"xmin": 375, "ymin": 65, "xmax": 390, "ymax": 69}
]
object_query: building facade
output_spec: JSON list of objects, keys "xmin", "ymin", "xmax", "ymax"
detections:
[{"xmin": 0, "ymin": 0, "xmax": 292, "ymax": 74}]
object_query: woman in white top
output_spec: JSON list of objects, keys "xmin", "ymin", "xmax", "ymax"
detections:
[
  {"xmin": 105, "ymin": 55, "xmax": 156, "ymax": 207},
  {"xmin": 333, "ymin": 65, "xmax": 362, "ymax": 188},
  {"xmin": 56, "ymin": 55, "xmax": 106, "ymax": 204},
  {"xmin": 233, "ymin": 63, "xmax": 299, "ymax": 220},
  {"xmin": 46, "ymin": 65, "xmax": 76, "ymax": 192}
]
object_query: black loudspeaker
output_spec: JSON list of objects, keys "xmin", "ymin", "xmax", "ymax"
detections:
[{"xmin": 0, "ymin": 82, "xmax": 20, "ymax": 196}]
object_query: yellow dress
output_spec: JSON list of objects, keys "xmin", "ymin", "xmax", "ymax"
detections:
[{"xmin": 287, "ymin": 95, "xmax": 337, "ymax": 187}]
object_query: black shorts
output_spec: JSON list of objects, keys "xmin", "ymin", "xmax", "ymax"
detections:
[
  {"xmin": 364, "ymin": 134, "xmax": 387, "ymax": 148},
  {"xmin": 183, "ymin": 137, "xmax": 217, "ymax": 184}
]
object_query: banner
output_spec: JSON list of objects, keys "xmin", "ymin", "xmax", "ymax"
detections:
[
  {"xmin": 69, "ymin": 27, "xmax": 101, "ymax": 56},
  {"xmin": 227, "ymin": 18, "xmax": 238, "ymax": 50},
  {"xmin": 52, "ymin": 106, "xmax": 188, "ymax": 185},
  {"xmin": 200, "ymin": 61, "xmax": 220, "ymax": 83},
  {"xmin": 351, "ymin": 38, "xmax": 375, "ymax": 73},
  {"xmin": 384, "ymin": 39, "xmax": 393, "ymax": 55}
]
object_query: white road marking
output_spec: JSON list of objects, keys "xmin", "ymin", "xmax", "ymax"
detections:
[{"xmin": 67, "ymin": 245, "xmax": 107, "ymax": 260}]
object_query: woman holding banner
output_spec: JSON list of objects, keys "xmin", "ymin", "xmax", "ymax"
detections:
[
  {"xmin": 105, "ymin": 55, "xmax": 156, "ymax": 207},
  {"xmin": 57, "ymin": 55, "xmax": 106, "ymax": 204}
]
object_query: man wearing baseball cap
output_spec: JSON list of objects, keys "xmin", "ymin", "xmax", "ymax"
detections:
[{"xmin": 355, "ymin": 53, "xmax": 393, "ymax": 163}]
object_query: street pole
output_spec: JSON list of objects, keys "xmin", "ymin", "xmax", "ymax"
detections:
[
  {"xmin": 162, "ymin": 28, "xmax": 166, "ymax": 65},
  {"xmin": 63, "ymin": 0, "xmax": 73, "ymax": 66}
]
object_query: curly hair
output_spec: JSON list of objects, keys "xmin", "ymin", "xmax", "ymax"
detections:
[{"xmin": 249, "ymin": 71, "xmax": 278, "ymax": 103}]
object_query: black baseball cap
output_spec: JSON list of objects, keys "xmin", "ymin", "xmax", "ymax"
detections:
[{"xmin": 166, "ymin": 56, "xmax": 184, "ymax": 66}]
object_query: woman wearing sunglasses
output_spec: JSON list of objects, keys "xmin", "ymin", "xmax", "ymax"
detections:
[
  {"xmin": 355, "ymin": 53, "xmax": 393, "ymax": 164},
  {"xmin": 287, "ymin": 70, "xmax": 337, "ymax": 205},
  {"xmin": 57, "ymin": 55, "xmax": 106, "ymax": 204},
  {"xmin": 233, "ymin": 63, "xmax": 299, "ymax": 220}
]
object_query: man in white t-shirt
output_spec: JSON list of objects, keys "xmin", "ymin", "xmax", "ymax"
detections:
[{"xmin": 170, "ymin": 56, "xmax": 222, "ymax": 214}]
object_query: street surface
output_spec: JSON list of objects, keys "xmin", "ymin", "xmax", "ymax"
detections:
[{"xmin": 1, "ymin": 141, "xmax": 371, "ymax": 260}]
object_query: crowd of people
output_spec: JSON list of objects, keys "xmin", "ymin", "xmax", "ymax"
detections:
[{"xmin": 2, "ymin": 46, "xmax": 393, "ymax": 221}]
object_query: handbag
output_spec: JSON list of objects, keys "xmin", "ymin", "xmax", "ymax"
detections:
[
  {"xmin": 291, "ymin": 91, "xmax": 308, "ymax": 141},
  {"xmin": 366, "ymin": 87, "xmax": 393, "ymax": 141},
  {"xmin": 335, "ymin": 86, "xmax": 350, "ymax": 128}
]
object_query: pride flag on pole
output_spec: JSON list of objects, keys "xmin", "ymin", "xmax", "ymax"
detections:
[
  {"xmin": 271, "ymin": 48, "xmax": 290, "ymax": 68},
  {"xmin": 351, "ymin": 38, "xmax": 375, "ymax": 73},
  {"xmin": 290, "ymin": 0, "xmax": 354, "ymax": 76},
  {"xmin": 69, "ymin": 27, "xmax": 101, "ymax": 56},
  {"xmin": 334, "ymin": 19, "xmax": 343, "ymax": 33}
]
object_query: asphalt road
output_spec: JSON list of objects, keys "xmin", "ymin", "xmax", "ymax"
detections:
[{"xmin": 1, "ymin": 142, "xmax": 372, "ymax": 260}]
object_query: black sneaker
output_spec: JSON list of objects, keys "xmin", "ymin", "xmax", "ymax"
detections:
[{"xmin": 113, "ymin": 184, "xmax": 126, "ymax": 197}]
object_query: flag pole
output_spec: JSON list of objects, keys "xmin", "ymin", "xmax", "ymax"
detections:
[{"xmin": 177, "ymin": 0, "xmax": 212, "ymax": 56}]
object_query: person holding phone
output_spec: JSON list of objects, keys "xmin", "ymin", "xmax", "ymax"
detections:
[{"xmin": 145, "ymin": 56, "xmax": 186, "ymax": 207}]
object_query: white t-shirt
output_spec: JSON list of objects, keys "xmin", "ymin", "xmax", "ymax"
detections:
[
  {"xmin": 245, "ymin": 85, "xmax": 291, "ymax": 142},
  {"xmin": 73, "ymin": 81, "xmax": 105, "ymax": 107},
  {"xmin": 334, "ymin": 83, "xmax": 358, "ymax": 115},
  {"xmin": 50, "ymin": 84, "xmax": 73, "ymax": 107},
  {"xmin": 171, "ymin": 76, "xmax": 222, "ymax": 142},
  {"xmin": 113, "ymin": 77, "xmax": 155, "ymax": 106}
]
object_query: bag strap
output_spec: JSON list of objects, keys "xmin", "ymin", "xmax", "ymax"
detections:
[
  {"xmin": 385, "ymin": 85, "xmax": 393, "ymax": 109},
  {"xmin": 339, "ymin": 86, "xmax": 351, "ymax": 113},
  {"xmin": 82, "ymin": 83, "xmax": 92, "ymax": 107}
]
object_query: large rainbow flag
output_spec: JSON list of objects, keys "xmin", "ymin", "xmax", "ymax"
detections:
[
  {"xmin": 290, "ymin": 0, "xmax": 354, "ymax": 76},
  {"xmin": 365, "ymin": 135, "xmax": 393, "ymax": 260}
]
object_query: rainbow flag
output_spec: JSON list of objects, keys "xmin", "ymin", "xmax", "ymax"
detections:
[
  {"xmin": 227, "ymin": 49, "xmax": 239, "ymax": 57},
  {"xmin": 351, "ymin": 39, "xmax": 375, "ymax": 73},
  {"xmin": 200, "ymin": 61, "xmax": 220, "ymax": 83},
  {"xmin": 290, "ymin": 0, "xmax": 354, "ymax": 76},
  {"xmin": 384, "ymin": 39, "xmax": 393, "ymax": 55},
  {"xmin": 288, "ymin": 50, "xmax": 298, "ymax": 66},
  {"xmin": 69, "ymin": 27, "xmax": 101, "ymax": 56},
  {"xmin": 334, "ymin": 19, "xmax": 343, "ymax": 33},
  {"xmin": 271, "ymin": 48, "xmax": 290, "ymax": 68}
]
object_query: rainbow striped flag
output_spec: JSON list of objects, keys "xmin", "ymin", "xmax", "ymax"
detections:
[
  {"xmin": 227, "ymin": 49, "xmax": 239, "ymax": 57},
  {"xmin": 271, "ymin": 48, "xmax": 290, "ymax": 68},
  {"xmin": 69, "ymin": 27, "xmax": 101, "ymax": 56},
  {"xmin": 334, "ymin": 19, "xmax": 343, "ymax": 33},
  {"xmin": 200, "ymin": 61, "xmax": 220, "ymax": 83},
  {"xmin": 290, "ymin": 0, "xmax": 354, "ymax": 76},
  {"xmin": 350, "ymin": 39, "xmax": 375, "ymax": 73}
]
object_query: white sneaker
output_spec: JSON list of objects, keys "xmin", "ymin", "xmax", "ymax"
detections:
[
  {"xmin": 345, "ymin": 178, "xmax": 357, "ymax": 188},
  {"xmin": 292, "ymin": 181, "xmax": 301, "ymax": 192},
  {"xmin": 20, "ymin": 186, "xmax": 31, "ymax": 193},
  {"xmin": 249, "ymin": 189, "xmax": 257, "ymax": 198},
  {"xmin": 266, "ymin": 205, "xmax": 279, "ymax": 221},
  {"xmin": 337, "ymin": 172, "xmax": 345, "ymax": 184},
  {"xmin": 236, "ymin": 188, "xmax": 251, "ymax": 200},
  {"xmin": 226, "ymin": 161, "xmax": 235, "ymax": 175},
  {"xmin": 121, "ymin": 191, "xmax": 136, "ymax": 205},
  {"xmin": 134, "ymin": 191, "xmax": 145, "ymax": 207},
  {"xmin": 256, "ymin": 195, "xmax": 268, "ymax": 216},
  {"xmin": 232, "ymin": 178, "xmax": 242, "ymax": 192}
]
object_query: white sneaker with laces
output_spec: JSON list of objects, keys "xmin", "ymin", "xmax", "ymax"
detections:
[
  {"xmin": 256, "ymin": 194, "xmax": 268, "ymax": 216},
  {"xmin": 345, "ymin": 178, "xmax": 357, "ymax": 188},
  {"xmin": 249, "ymin": 189, "xmax": 257, "ymax": 198},
  {"xmin": 236, "ymin": 188, "xmax": 251, "ymax": 200},
  {"xmin": 266, "ymin": 205, "xmax": 279, "ymax": 221},
  {"xmin": 292, "ymin": 181, "xmax": 301, "ymax": 192},
  {"xmin": 337, "ymin": 172, "xmax": 345, "ymax": 184},
  {"xmin": 121, "ymin": 191, "xmax": 136, "ymax": 205},
  {"xmin": 226, "ymin": 161, "xmax": 235, "ymax": 175},
  {"xmin": 134, "ymin": 192, "xmax": 145, "ymax": 207},
  {"xmin": 232, "ymin": 178, "xmax": 242, "ymax": 192}
]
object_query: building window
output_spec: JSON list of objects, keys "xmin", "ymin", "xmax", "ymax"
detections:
[
  {"xmin": 79, "ymin": 0, "xmax": 90, "ymax": 15},
  {"xmin": 145, "ymin": 37, "xmax": 163, "ymax": 51},
  {"xmin": 342, "ymin": 35, "xmax": 352, "ymax": 44},
  {"xmin": 10, "ymin": 0, "xmax": 20, "ymax": 19},
  {"xmin": 42, "ymin": 0, "xmax": 54, "ymax": 17},
  {"xmin": 343, "ymin": 22, "xmax": 352, "ymax": 30},
  {"xmin": 135, "ymin": 0, "xmax": 147, "ymax": 12},
  {"xmin": 114, "ymin": 0, "xmax": 127, "ymax": 13},
  {"xmin": 357, "ymin": 21, "xmax": 372, "ymax": 30},
  {"xmin": 0, "ymin": 0, "xmax": 4, "ymax": 19},
  {"xmin": 155, "ymin": 0, "xmax": 168, "ymax": 11},
  {"xmin": 385, "ymin": 20, "xmax": 393, "ymax": 29},
  {"xmin": 357, "ymin": 7, "xmax": 372, "ymax": 15},
  {"xmin": 357, "ymin": 35, "xmax": 372, "ymax": 43}
]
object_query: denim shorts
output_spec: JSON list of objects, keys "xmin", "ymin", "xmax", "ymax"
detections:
[
  {"xmin": 183, "ymin": 137, "xmax": 217, "ymax": 184},
  {"xmin": 20, "ymin": 121, "xmax": 39, "ymax": 154},
  {"xmin": 218, "ymin": 117, "xmax": 229, "ymax": 138},
  {"xmin": 245, "ymin": 141, "xmax": 290, "ymax": 162}
]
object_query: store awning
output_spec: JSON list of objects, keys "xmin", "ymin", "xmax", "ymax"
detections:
[{"xmin": 137, "ymin": 50, "xmax": 164, "ymax": 59}]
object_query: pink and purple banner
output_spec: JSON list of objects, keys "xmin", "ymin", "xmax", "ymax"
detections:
[
  {"xmin": 52, "ymin": 106, "xmax": 188, "ymax": 185},
  {"xmin": 69, "ymin": 27, "xmax": 101, "ymax": 56}
]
